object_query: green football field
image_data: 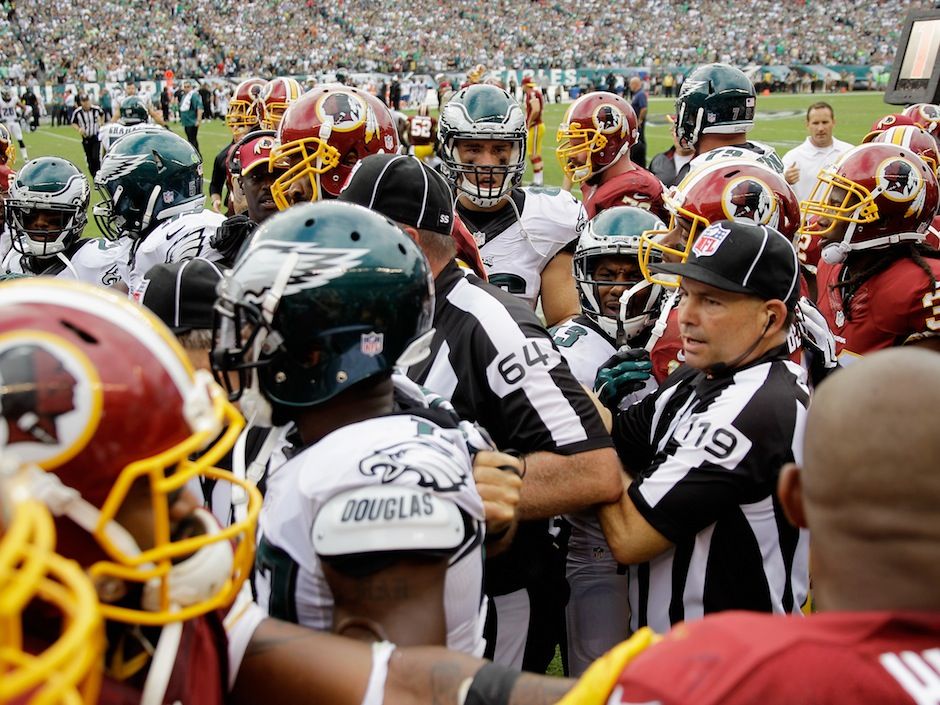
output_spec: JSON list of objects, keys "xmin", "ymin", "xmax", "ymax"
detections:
[{"xmin": 23, "ymin": 91, "xmax": 897, "ymax": 239}]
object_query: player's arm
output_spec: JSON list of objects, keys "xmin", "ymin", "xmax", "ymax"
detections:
[
  {"xmin": 597, "ymin": 474, "xmax": 673, "ymax": 564},
  {"xmin": 527, "ymin": 94, "xmax": 541, "ymax": 127},
  {"xmin": 540, "ymin": 250, "xmax": 580, "ymax": 326},
  {"xmin": 322, "ymin": 557, "xmax": 449, "ymax": 646},
  {"xmin": 234, "ymin": 617, "xmax": 574, "ymax": 705}
]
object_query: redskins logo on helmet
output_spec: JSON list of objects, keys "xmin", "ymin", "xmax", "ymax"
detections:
[
  {"xmin": 0, "ymin": 335, "xmax": 100, "ymax": 469},
  {"xmin": 876, "ymin": 158, "xmax": 923, "ymax": 203},
  {"xmin": 722, "ymin": 177, "xmax": 776, "ymax": 225},
  {"xmin": 593, "ymin": 104, "xmax": 623, "ymax": 135},
  {"xmin": 316, "ymin": 91, "xmax": 366, "ymax": 132}
]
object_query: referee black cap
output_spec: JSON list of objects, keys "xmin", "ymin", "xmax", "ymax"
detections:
[
  {"xmin": 651, "ymin": 220, "xmax": 800, "ymax": 308},
  {"xmin": 139, "ymin": 257, "xmax": 224, "ymax": 333},
  {"xmin": 337, "ymin": 154, "xmax": 454, "ymax": 236}
]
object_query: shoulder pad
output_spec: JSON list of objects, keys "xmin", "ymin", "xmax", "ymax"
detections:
[{"xmin": 312, "ymin": 485, "xmax": 466, "ymax": 557}]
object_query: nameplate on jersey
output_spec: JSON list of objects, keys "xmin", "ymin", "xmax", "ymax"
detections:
[{"xmin": 312, "ymin": 485, "xmax": 465, "ymax": 557}]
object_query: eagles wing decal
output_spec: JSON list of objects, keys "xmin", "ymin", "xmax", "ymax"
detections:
[
  {"xmin": 359, "ymin": 438, "xmax": 468, "ymax": 492},
  {"xmin": 234, "ymin": 240, "xmax": 370, "ymax": 303},
  {"xmin": 95, "ymin": 153, "xmax": 150, "ymax": 184}
]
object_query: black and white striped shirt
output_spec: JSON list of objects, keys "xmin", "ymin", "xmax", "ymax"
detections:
[
  {"xmin": 613, "ymin": 347, "xmax": 810, "ymax": 634},
  {"xmin": 71, "ymin": 105, "xmax": 103, "ymax": 138},
  {"xmin": 407, "ymin": 260, "xmax": 612, "ymax": 594}
]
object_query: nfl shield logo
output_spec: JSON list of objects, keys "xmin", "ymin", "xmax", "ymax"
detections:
[
  {"xmin": 360, "ymin": 332, "xmax": 384, "ymax": 357},
  {"xmin": 693, "ymin": 223, "xmax": 731, "ymax": 257}
]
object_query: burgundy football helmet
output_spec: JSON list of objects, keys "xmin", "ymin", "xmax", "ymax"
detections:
[
  {"xmin": 556, "ymin": 91, "xmax": 638, "ymax": 184},
  {"xmin": 269, "ymin": 83, "xmax": 399, "ymax": 206}
]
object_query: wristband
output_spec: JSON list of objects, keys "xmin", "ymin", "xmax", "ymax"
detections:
[{"xmin": 459, "ymin": 662, "xmax": 522, "ymax": 705}]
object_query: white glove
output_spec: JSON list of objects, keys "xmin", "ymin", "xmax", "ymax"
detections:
[{"xmin": 797, "ymin": 297, "xmax": 838, "ymax": 370}]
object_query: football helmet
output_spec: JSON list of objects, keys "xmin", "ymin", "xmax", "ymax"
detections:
[
  {"xmin": 439, "ymin": 84, "xmax": 527, "ymax": 207},
  {"xmin": 0, "ymin": 123, "xmax": 15, "ymax": 166},
  {"xmin": 867, "ymin": 113, "xmax": 918, "ymax": 136},
  {"xmin": 556, "ymin": 91, "xmax": 638, "ymax": 184},
  {"xmin": 799, "ymin": 142, "xmax": 939, "ymax": 257},
  {"xmin": 226, "ymin": 77, "xmax": 266, "ymax": 134},
  {"xmin": 212, "ymin": 201, "xmax": 434, "ymax": 416},
  {"xmin": 901, "ymin": 103, "xmax": 940, "ymax": 141},
  {"xmin": 466, "ymin": 64, "xmax": 488, "ymax": 85},
  {"xmin": 0, "ymin": 279, "xmax": 261, "ymax": 625},
  {"xmin": 0, "ymin": 460, "xmax": 104, "ymax": 705},
  {"xmin": 268, "ymin": 83, "xmax": 399, "ymax": 206},
  {"xmin": 93, "ymin": 129, "xmax": 204, "ymax": 240},
  {"xmin": 574, "ymin": 206, "xmax": 664, "ymax": 343},
  {"xmin": 0, "ymin": 87, "xmax": 12, "ymax": 102},
  {"xmin": 864, "ymin": 124, "xmax": 940, "ymax": 176},
  {"xmin": 639, "ymin": 159, "xmax": 799, "ymax": 287},
  {"xmin": 260, "ymin": 77, "xmax": 303, "ymax": 131},
  {"xmin": 7, "ymin": 157, "xmax": 90, "ymax": 258},
  {"xmin": 118, "ymin": 96, "xmax": 149, "ymax": 126},
  {"xmin": 675, "ymin": 63, "xmax": 756, "ymax": 150}
]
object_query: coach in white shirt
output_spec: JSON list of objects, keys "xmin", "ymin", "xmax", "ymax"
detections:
[{"xmin": 783, "ymin": 101, "xmax": 854, "ymax": 202}]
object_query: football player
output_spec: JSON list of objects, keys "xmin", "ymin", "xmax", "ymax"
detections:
[
  {"xmin": 212, "ymin": 201, "xmax": 494, "ymax": 654},
  {"xmin": 3, "ymin": 157, "xmax": 125, "ymax": 284},
  {"xmin": 440, "ymin": 83, "xmax": 584, "ymax": 326},
  {"xmin": 672, "ymin": 63, "xmax": 783, "ymax": 184},
  {"xmin": 259, "ymin": 77, "xmax": 303, "ymax": 131},
  {"xmin": 1, "ymin": 278, "xmax": 569, "ymax": 705},
  {"xmin": 800, "ymin": 142, "xmax": 940, "ymax": 358},
  {"xmin": 211, "ymin": 78, "xmax": 267, "ymax": 214},
  {"xmin": 267, "ymin": 83, "xmax": 400, "ymax": 207},
  {"xmin": 97, "ymin": 95, "xmax": 161, "ymax": 161},
  {"xmin": 556, "ymin": 90, "xmax": 666, "ymax": 219},
  {"xmin": 93, "ymin": 129, "xmax": 225, "ymax": 293},
  {"xmin": 210, "ymin": 130, "xmax": 284, "ymax": 268},
  {"xmin": 522, "ymin": 76, "xmax": 545, "ymax": 186},
  {"xmin": 0, "ymin": 86, "xmax": 27, "ymax": 161},
  {"xmin": 407, "ymin": 103, "xmax": 439, "ymax": 167},
  {"xmin": 549, "ymin": 206, "xmax": 664, "ymax": 676}
]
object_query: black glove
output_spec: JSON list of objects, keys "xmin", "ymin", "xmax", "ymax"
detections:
[
  {"xmin": 593, "ymin": 348, "xmax": 653, "ymax": 410},
  {"xmin": 210, "ymin": 214, "xmax": 256, "ymax": 266}
]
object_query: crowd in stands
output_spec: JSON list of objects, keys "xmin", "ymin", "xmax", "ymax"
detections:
[{"xmin": 0, "ymin": 0, "xmax": 929, "ymax": 83}]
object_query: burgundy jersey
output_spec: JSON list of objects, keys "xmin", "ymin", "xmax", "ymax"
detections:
[
  {"xmin": 524, "ymin": 87, "xmax": 544, "ymax": 126},
  {"xmin": 407, "ymin": 114, "xmax": 437, "ymax": 147},
  {"xmin": 0, "ymin": 163, "xmax": 14, "ymax": 193},
  {"xmin": 816, "ymin": 254, "xmax": 940, "ymax": 359},
  {"xmin": 581, "ymin": 167, "xmax": 666, "ymax": 220},
  {"xmin": 613, "ymin": 611, "xmax": 940, "ymax": 705},
  {"xmin": 926, "ymin": 214, "xmax": 940, "ymax": 249},
  {"xmin": 99, "ymin": 615, "xmax": 228, "ymax": 705}
]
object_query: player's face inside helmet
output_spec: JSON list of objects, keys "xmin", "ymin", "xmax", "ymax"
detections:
[
  {"xmin": 801, "ymin": 182, "xmax": 857, "ymax": 241},
  {"xmin": 593, "ymin": 255, "xmax": 645, "ymax": 318},
  {"xmin": 20, "ymin": 209, "xmax": 70, "ymax": 243},
  {"xmin": 455, "ymin": 138, "xmax": 513, "ymax": 194},
  {"xmin": 240, "ymin": 166, "xmax": 285, "ymax": 223}
]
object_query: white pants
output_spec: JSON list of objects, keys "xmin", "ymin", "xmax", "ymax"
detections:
[{"xmin": 4, "ymin": 120, "xmax": 22, "ymax": 142}]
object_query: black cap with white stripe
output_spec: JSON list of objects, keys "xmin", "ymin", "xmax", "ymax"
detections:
[
  {"xmin": 139, "ymin": 257, "xmax": 224, "ymax": 333},
  {"xmin": 337, "ymin": 154, "xmax": 454, "ymax": 236},
  {"xmin": 651, "ymin": 220, "xmax": 800, "ymax": 308}
]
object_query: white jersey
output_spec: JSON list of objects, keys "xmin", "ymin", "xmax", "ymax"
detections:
[
  {"xmin": 467, "ymin": 187, "xmax": 586, "ymax": 309},
  {"xmin": 124, "ymin": 210, "xmax": 225, "ymax": 295},
  {"xmin": 98, "ymin": 121, "xmax": 153, "ymax": 159},
  {"xmin": 689, "ymin": 140, "xmax": 785, "ymax": 174},
  {"xmin": 255, "ymin": 413, "xmax": 487, "ymax": 656},
  {"xmin": 0, "ymin": 96, "xmax": 17, "ymax": 125},
  {"xmin": 2, "ymin": 237, "xmax": 126, "ymax": 286}
]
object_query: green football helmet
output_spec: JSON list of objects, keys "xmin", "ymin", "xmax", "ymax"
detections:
[
  {"xmin": 6, "ymin": 157, "xmax": 90, "ymax": 257},
  {"xmin": 211, "ymin": 201, "xmax": 434, "ymax": 418},
  {"xmin": 675, "ymin": 63, "xmax": 756, "ymax": 150},
  {"xmin": 119, "ymin": 96, "xmax": 149, "ymax": 125},
  {"xmin": 574, "ymin": 206, "xmax": 664, "ymax": 344},
  {"xmin": 93, "ymin": 130, "xmax": 204, "ymax": 240},
  {"xmin": 439, "ymin": 84, "xmax": 527, "ymax": 207}
]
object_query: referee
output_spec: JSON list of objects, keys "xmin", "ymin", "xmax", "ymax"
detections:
[
  {"xmin": 71, "ymin": 93, "xmax": 103, "ymax": 176},
  {"xmin": 338, "ymin": 154, "xmax": 623, "ymax": 672},
  {"xmin": 598, "ymin": 220, "xmax": 810, "ymax": 634}
]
